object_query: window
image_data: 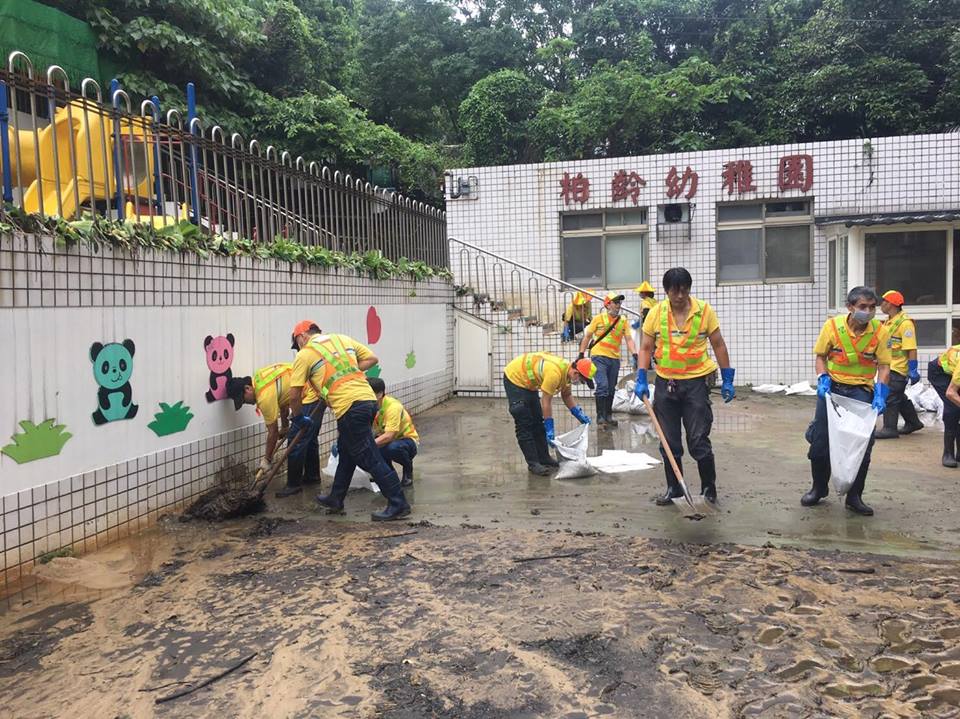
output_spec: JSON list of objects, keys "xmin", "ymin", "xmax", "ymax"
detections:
[
  {"xmin": 827, "ymin": 235, "xmax": 848, "ymax": 310},
  {"xmin": 864, "ymin": 230, "xmax": 946, "ymax": 305},
  {"xmin": 716, "ymin": 200, "xmax": 813, "ymax": 284},
  {"xmin": 560, "ymin": 210, "xmax": 648, "ymax": 287}
]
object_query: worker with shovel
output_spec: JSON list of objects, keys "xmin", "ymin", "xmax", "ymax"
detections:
[
  {"xmin": 503, "ymin": 353, "xmax": 596, "ymax": 475},
  {"xmin": 801, "ymin": 287, "xmax": 891, "ymax": 516},
  {"xmin": 578, "ymin": 291, "xmax": 639, "ymax": 429},
  {"xmin": 633, "ymin": 267, "xmax": 735, "ymax": 506},
  {"xmin": 874, "ymin": 290, "xmax": 924, "ymax": 439},
  {"xmin": 289, "ymin": 322, "xmax": 411, "ymax": 521},
  {"xmin": 226, "ymin": 362, "xmax": 321, "ymax": 498}
]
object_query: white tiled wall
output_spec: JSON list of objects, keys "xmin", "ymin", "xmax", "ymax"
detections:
[{"xmin": 447, "ymin": 133, "xmax": 960, "ymax": 385}]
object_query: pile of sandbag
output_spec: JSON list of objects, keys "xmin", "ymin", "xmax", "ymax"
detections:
[{"xmin": 553, "ymin": 424, "xmax": 597, "ymax": 479}]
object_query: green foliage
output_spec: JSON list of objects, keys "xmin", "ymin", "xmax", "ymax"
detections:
[
  {"xmin": 0, "ymin": 206, "xmax": 452, "ymax": 282},
  {"xmin": 38, "ymin": 547, "xmax": 75, "ymax": 564},
  {"xmin": 1, "ymin": 419, "xmax": 72, "ymax": 464},
  {"xmin": 459, "ymin": 70, "xmax": 543, "ymax": 165},
  {"xmin": 148, "ymin": 402, "xmax": 195, "ymax": 436}
]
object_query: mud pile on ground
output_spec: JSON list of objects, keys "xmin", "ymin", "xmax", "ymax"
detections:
[{"xmin": 2, "ymin": 522, "xmax": 959, "ymax": 717}]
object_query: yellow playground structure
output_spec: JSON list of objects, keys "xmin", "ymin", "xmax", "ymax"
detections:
[{"xmin": 8, "ymin": 99, "xmax": 159, "ymax": 220}]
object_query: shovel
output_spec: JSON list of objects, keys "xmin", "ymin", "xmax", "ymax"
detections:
[{"xmin": 641, "ymin": 396, "xmax": 713, "ymax": 516}]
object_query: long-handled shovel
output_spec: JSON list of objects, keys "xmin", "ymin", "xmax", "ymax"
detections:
[{"xmin": 642, "ymin": 396, "xmax": 712, "ymax": 516}]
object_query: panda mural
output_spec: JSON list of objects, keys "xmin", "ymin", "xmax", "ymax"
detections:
[
  {"xmin": 204, "ymin": 333, "xmax": 235, "ymax": 402},
  {"xmin": 89, "ymin": 339, "xmax": 139, "ymax": 425}
]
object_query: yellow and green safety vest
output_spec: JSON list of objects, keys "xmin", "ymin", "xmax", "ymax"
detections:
[
  {"xmin": 827, "ymin": 315, "xmax": 882, "ymax": 382},
  {"xmin": 304, "ymin": 335, "xmax": 366, "ymax": 400},
  {"xmin": 655, "ymin": 299, "xmax": 711, "ymax": 376}
]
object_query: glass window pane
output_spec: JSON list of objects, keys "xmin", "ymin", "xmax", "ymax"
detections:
[
  {"xmin": 605, "ymin": 233, "xmax": 645, "ymax": 286},
  {"xmin": 952, "ymin": 318, "xmax": 960, "ymax": 345},
  {"xmin": 864, "ymin": 230, "xmax": 946, "ymax": 305},
  {"xmin": 562, "ymin": 235, "xmax": 602, "ymax": 284},
  {"xmin": 765, "ymin": 200, "xmax": 811, "ymax": 217},
  {"xmin": 828, "ymin": 240, "xmax": 837, "ymax": 308},
  {"xmin": 717, "ymin": 228, "xmax": 762, "ymax": 282},
  {"xmin": 914, "ymin": 319, "xmax": 947, "ymax": 347},
  {"xmin": 561, "ymin": 213, "xmax": 602, "ymax": 231},
  {"xmin": 717, "ymin": 203, "xmax": 762, "ymax": 222},
  {"xmin": 606, "ymin": 208, "xmax": 646, "ymax": 227},
  {"xmin": 953, "ymin": 230, "xmax": 960, "ymax": 304},
  {"xmin": 765, "ymin": 225, "xmax": 811, "ymax": 280}
]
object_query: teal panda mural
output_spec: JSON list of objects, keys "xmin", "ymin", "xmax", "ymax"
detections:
[{"xmin": 90, "ymin": 340, "xmax": 139, "ymax": 425}]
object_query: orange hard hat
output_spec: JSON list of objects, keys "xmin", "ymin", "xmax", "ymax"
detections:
[
  {"xmin": 573, "ymin": 358, "xmax": 597, "ymax": 389},
  {"xmin": 290, "ymin": 320, "xmax": 321, "ymax": 349},
  {"xmin": 882, "ymin": 290, "xmax": 905, "ymax": 307}
]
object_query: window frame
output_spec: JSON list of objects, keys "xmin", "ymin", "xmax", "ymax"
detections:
[
  {"xmin": 715, "ymin": 200, "xmax": 814, "ymax": 286},
  {"xmin": 560, "ymin": 209, "xmax": 649, "ymax": 289}
]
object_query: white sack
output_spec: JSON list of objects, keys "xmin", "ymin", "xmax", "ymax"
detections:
[
  {"xmin": 322, "ymin": 451, "xmax": 379, "ymax": 493},
  {"xmin": 587, "ymin": 449, "xmax": 661, "ymax": 473},
  {"xmin": 905, "ymin": 382, "xmax": 943, "ymax": 417},
  {"xmin": 785, "ymin": 381, "xmax": 817, "ymax": 396},
  {"xmin": 612, "ymin": 380, "xmax": 653, "ymax": 414},
  {"xmin": 553, "ymin": 424, "xmax": 597, "ymax": 479},
  {"xmin": 752, "ymin": 384, "xmax": 788, "ymax": 394},
  {"xmin": 826, "ymin": 392, "xmax": 877, "ymax": 496}
]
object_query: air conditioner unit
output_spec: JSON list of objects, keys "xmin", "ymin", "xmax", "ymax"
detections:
[{"xmin": 658, "ymin": 203, "xmax": 690, "ymax": 224}]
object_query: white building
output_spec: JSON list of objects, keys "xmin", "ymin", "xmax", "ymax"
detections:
[{"xmin": 446, "ymin": 133, "xmax": 960, "ymax": 385}]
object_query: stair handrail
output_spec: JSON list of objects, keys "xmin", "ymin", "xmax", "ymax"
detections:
[{"xmin": 448, "ymin": 235, "xmax": 641, "ymax": 319}]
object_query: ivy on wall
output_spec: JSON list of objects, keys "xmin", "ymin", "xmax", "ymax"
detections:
[{"xmin": 0, "ymin": 206, "xmax": 453, "ymax": 283}]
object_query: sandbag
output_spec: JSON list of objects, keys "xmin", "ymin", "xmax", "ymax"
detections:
[
  {"xmin": 612, "ymin": 380, "xmax": 654, "ymax": 414},
  {"xmin": 321, "ymin": 449, "xmax": 379, "ymax": 493},
  {"xmin": 825, "ymin": 392, "xmax": 877, "ymax": 496},
  {"xmin": 553, "ymin": 424, "xmax": 597, "ymax": 479},
  {"xmin": 905, "ymin": 382, "xmax": 943, "ymax": 417}
]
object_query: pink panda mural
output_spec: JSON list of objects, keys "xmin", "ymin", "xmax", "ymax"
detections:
[{"xmin": 204, "ymin": 334, "xmax": 235, "ymax": 402}]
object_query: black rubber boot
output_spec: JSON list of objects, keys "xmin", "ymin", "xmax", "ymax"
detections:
[
  {"xmin": 801, "ymin": 459, "xmax": 831, "ymax": 506},
  {"xmin": 943, "ymin": 429, "xmax": 958, "ymax": 468},
  {"xmin": 845, "ymin": 465, "xmax": 873, "ymax": 516},
  {"xmin": 596, "ymin": 396, "xmax": 609, "ymax": 429},
  {"xmin": 533, "ymin": 429, "xmax": 559, "ymax": 467},
  {"xmin": 372, "ymin": 496, "xmax": 411, "ymax": 521},
  {"xmin": 656, "ymin": 457, "xmax": 684, "ymax": 506},
  {"xmin": 315, "ymin": 493, "xmax": 345, "ymax": 513},
  {"xmin": 874, "ymin": 426, "xmax": 899, "ymax": 439},
  {"xmin": 899, "ymin": 400, "xmax": 924, "ymax": 435},
  {"xmin": 605, "ymin": 396, "xmax": 619, "ymax": 427},
  {"xmin": 275, "ymin": 484, "xmax": 303, "ymax": 498},
  {"xmin": 400, "ymin": 469, "xmax": 414, "ymax": 487},
  {"xmin": 697, "ymin": 456, "xmax": 717, "ymax": 504},
  {"xmin": 875, "ymin": 404, "xmax": 900, "ymax": 439}
]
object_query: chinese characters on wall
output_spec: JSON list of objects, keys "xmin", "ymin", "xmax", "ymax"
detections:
[{"xmin": 557, "ymin": 155, "xmax": 814, "ymax": 205}]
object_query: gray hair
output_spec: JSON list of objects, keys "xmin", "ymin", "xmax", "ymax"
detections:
[{"xmin": 846, "ymin": 286, "xmax": 878, "ymax": 306}]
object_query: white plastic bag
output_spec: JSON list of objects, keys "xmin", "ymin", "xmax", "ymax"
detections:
[
  {"xmin": 825, "ymin": 392, "xmax": 877, "ymax": 495},
  {"xmin": 322, "ymin": 451, "xmax": 379, "ymax": 493},
  {"xmin": 553, "ymin": 424, "xmax": 597, "ymax": 479},
  {"xmin": 612, "ymin": 380, "xmax": 653, "ymax": 414},
  {"xmin": 905, "ymin": 382, "xmax": 943, "ymax": 417}
]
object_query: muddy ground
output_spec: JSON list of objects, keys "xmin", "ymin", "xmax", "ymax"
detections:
[{"xmin": 2, "ymin": 394, "xmax": 960, "ymax": 718}]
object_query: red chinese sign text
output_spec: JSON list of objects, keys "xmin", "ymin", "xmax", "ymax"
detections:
[
  {"xmin": 611, "ymin": 170, "xmax": 646, "ymax": 205},
  {"xmin": 665, "ymin": 165, "xmax": 699, "ymax": 200},
  {"xmin": 778, "ymin": 154, "xmax": 814, "ymax": 192},
  {"xmin": 721, "ymin": 160, "xmax": 757, "ymax": 195},
  {"xmin": 559, "ymin": 172, "xmax": 590, "ymax": 205}
]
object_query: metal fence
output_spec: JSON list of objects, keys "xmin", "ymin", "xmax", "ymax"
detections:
[{"xmin": 0, "ymin": 50, "xmax": 447, "ymax": 267}]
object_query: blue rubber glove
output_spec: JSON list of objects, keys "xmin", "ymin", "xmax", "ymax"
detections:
[
  {"xmin": 570, "ymin": 405, "xmax": 591, "ymax": 424},
  {"xmin": 720, "ymin": 367, "xmax": 736, "ymax": 403},
  {"xmin": 561, "ymin": 325, "xmax": 572, "ymax": 342},
  {"xmin": 330, "ymin": 441, "xmax": 339, "ymax": 458},
  {"xmin": 543, "ymin": 416, "xmax": 556, "ymax": 443},
  {"xmin": 908, "ymin": 359, "xmax": 921, "ymax": 385},
  {"xmin": 872, "ymin": 382, "xmax": 890, "ymax": 414},
  {"xmin": 290, "ymin": 413, "xmax": 314, "ymax": 435},
  {"xmin": 817, "ymin": 373, "xmax": 832, "ymax": 399},
  {"xmin": 631, "ymin": 319, "xmax": 641, "ymax": 330},
  {"xmin": 634, "ymin": 370, "xmax": 650, "ymax": 401}
]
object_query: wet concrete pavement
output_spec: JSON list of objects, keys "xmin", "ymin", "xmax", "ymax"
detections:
[{"xmin": 281, "ymin": 393, "xmax": 960, "ymax": 560}]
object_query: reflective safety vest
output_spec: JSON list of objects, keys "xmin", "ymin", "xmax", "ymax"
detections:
[
  {"xmin": 655, "ymin": 299, "xmax": 711, "ymax": 375},
  {"xmin": 304, "ymin": 335, "xmax": 366, "ymax": 400},
  {"xmin": 939, "ymin": 345, "xmax": 960, "ymax": 374},
  {"xmin": 591, "ymin": 312, "xmax": 627, "ymax": 354},
  {"xmin": 374, "ymin": 396, "xmax": 416, "ymax": 439},
  {"xmin": 827, "ymin": 315, "xmax": 882, "ymax": 382},
  {"xmin": 253, "ymin": 362, "xmax": 291, "ymax": 400},
  {"xmin": 885, "ymin": 312, "xmax": 909, "ymax": 358},
  {"xmin": 520, "ymin": 352, "xmax": 570, "ymax": 390}
]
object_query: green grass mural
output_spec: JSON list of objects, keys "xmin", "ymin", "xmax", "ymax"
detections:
[
  {"xmin": 1, "ymin": 419, "xmax": 72, "ymax": 464},
  {"xmin": 148, "ymin": 402, "xmax": 195, "ymax": 437}
]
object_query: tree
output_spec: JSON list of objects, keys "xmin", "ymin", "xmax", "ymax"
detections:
[{"xmin": 459, "ymin": 70, "xmax": 543, "ymax": 165}]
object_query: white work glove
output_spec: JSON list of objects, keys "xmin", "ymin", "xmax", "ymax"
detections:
[{"xmin": 258, "ymin": 457, "xmax": 272, "ymax": 474}]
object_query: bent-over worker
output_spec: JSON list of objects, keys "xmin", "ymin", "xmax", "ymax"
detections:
[
  {"xmin": 801, "ymin": 286, "xmax": 891, "ymax": 516},
  {"xmin": 368, "ymin": 377, "xmax": 419, "ymax": 487},
  {"xmin": 928, "ymin": 343, "xmax": 960, "ymax": 467},
  {"xmin": 579, "ymin": 291, "xmax": 638, "ymax": 429},
  {"xmin": 503, "ymin": 353, "xmax": 595, "ymax": 475},
  {"xmin": 634, "ymin": 267, "xmax": 735, "ymax": 505},
  {"xmin": 875, "ymin": 290, "xmax": 923, "ymax": 438}
]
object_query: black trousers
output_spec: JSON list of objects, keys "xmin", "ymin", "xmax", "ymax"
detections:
[
  {"xmin": 929, "ymin": 361, "xmax": 960, "ymax": 430},
  {"xmin": 652, "ymin": 375, "xmax": 713, "ymax": 470},
  {"xmin": 329, "ymin": 400, "xmax": 406, "ymax": 506},
  {"xmin": 503, "ymin": 376, "xmax": 551, "ymax": 465},
  {"xmin": 882, "ymin": 370, "xmax": 921, "ymax": 431}
]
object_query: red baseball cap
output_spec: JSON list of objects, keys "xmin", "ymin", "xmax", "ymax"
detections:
[
  {"xmin": 882, "ymin": 290, "xmax": 905, "ymax": 307},
  {"xmin": 291, "ymin": 320, "xmax": 320, "ymax": 349}
]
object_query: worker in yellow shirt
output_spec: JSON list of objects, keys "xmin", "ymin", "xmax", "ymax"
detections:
[
  {"xmin": 875, "ymin": 290, "xmax": 923, "ymax": 438},
  {"xmin": 634, "ymin": 268, "xmax": 734, "ymax": 505},
  {"xmin": 801, "ymin": 287, "xmax": 891, "ymax": 516},
  {"xmin": 561, "ymin": 291, "xmax": 593, "ymax": 342},
  {"xmin": 226, "ymin": 362, "xmax": 317, "ymax": 498},
  {"xmin": 634, "ymin": 281, "xmax": 657, "ymax": 324},
  {"xmin": 288, "ymin": 321, "xmax": 410, "ymax": 521},
  {"xmin": 578, "ymin": 291, "xmax": 639, "ymax": 429},
  {"xmin": 368, "ymin": 377, "xmax": 419, "ymax": 486},
  {"xmin": 928, "ymin": 344, "xmax": 960, "ymax": 467},
  {"xmin": 503, "ymin": 353, "xmax": 596, "ymax": 475}
]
